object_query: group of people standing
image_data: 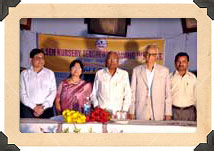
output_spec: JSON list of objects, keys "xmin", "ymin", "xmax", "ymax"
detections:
[{"xmin": 20, "ymin": 44, "xmax": 197, "ymax": 121}]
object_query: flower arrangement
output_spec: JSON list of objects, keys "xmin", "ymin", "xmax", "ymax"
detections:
[
  {"xmin": 86, "ymin": 107, "xmax": 111, "ymax": 123},
  {"xmin": 62, "ymin": 108, "xmax": 110, "ymax": 133},
  {"xmin": 62, "ymin": 109, "xmax": 86, "ymax": 124}
]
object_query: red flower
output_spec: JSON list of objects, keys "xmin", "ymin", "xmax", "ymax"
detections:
[
  {"xmin": 101, "ymin": 118, "xmax": 107, "ymax": 123},
  {"xmin": 85, "ymin": 107, "xmax": 111, "ymax": 123},
  {"xmin": 86, "ymin": 115, "xmax": 90, "ymax": 122},
  {"xmin": 90, "ymin": 117, "xmax": 95, "ymax": 121}
]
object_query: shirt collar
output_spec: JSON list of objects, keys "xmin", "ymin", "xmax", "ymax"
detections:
[
  {"xmin": 30, "ymin": 65, "xmax": 44, "ymax": 74},
  {"xmin": 105, "ymin": 67, "xmax": 119, "ymax": 74},
  {"xmin": 146, "ymin": 63, "xmax": 156, "ymax": 72},
  {"xmin": 175, "ymin": 70, "xmax": 189, "ymax": 77}
]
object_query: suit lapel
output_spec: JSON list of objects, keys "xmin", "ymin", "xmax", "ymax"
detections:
[
  {"xmin": 152, "ymin": 64, "xmax": 159, "ymax": 90},
  {"xmin": 140, "ymin": 65, "xmax": 148, "ymax": 88}
]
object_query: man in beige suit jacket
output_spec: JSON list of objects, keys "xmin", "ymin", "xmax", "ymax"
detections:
[{"xmin": 129, "ymin": 45, "xmax": 172, "ymax": 120}]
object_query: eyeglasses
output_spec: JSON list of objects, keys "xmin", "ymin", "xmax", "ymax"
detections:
[
  {"xmin": 33, "ymin": 56, "xmax": 45, "ymax": 60},
  {"xmin": 72, "ymin": 67, "xmax": 82, "ymax": 70},
  {"xmin": 146, "ymin": 53, "xmax": 158, "ymax": 57},
  {"xmin": 107, "ymin": 58, "xmax": 118, "ymax": 62}
]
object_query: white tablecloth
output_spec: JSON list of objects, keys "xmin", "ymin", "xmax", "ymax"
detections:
[{"xmin": 20, "ymin": 117, "xmax": 197, "ymax": 133}]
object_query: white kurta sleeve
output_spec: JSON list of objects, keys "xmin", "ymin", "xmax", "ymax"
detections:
[
  {"xmin": 129, "ymin": 68, "xmax": 137, "ymax": 115},
  {"xmin": 90, "ymin": 72, "xmax": 99, "ymax": 107},
  {"xmin": 122, "ymin": 72, "xmax": 132, "ymax": 112}
]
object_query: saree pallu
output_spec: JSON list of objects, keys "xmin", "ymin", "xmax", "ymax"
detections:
[{"xmin": 56, "ymin": 79, "xmax": 92, "ymax": 112}]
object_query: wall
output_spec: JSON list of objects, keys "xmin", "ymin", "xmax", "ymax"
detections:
[{"xmin": 20, "ymin": 18, "xmax": 197, "ymax": 73}]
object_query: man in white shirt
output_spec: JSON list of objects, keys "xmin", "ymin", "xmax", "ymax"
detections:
[
  {"xmin": 170, "ymin": 52, "xmax": 197, "ymax": 121},
  {"xmin": 20, "ymin": 48, "xmax": 57, "ymax": 118},
  {"xmin": 91, "ymin": 51, "xmax": 132, "ymax": 116},
  {"xmin": 130, "ymin": 44, "xmax": 172, "ymax": 120}
]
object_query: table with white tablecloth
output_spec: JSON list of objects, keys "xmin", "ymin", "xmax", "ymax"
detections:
[{"xmin": 20, "ymin": 117, "xmax": 197, "ymax": 133}]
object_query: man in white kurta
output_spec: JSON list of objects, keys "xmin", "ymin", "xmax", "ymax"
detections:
[
  {"xmin": 91, "ymin": 52, "xmax": 132, "ymax": 115},
  {"xmin": 20, "ymin": 48, "xmax": 57, "ymax": 118}
]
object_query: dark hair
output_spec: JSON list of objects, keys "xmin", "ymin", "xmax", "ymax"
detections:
[
  {"xmin": 174, "ymin": 52, "xmax": 189, "ymax": 62},
  {"xmin": 68, "ymin": 60, "xmax": 84, "ymax": 78},
  {"xmin": 30, "ymin": 48, "xmax": 45, "ymax": 58}
]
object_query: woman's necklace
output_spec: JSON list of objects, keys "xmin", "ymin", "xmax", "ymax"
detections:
[{"xmin": 68, "ymin": 78, "xmax": 81, "ymax": 84}]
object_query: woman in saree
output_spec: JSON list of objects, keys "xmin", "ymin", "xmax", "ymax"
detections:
[{"xmin": 55, "ymin": 60, "xmax": 92, "ymax": 114}]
